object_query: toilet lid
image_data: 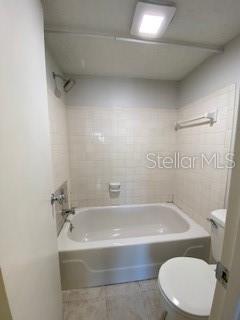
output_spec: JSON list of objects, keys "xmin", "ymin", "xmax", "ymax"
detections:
[{"xmin": 158, "ymin": 257, "xmax": 216, "ymax": 317}]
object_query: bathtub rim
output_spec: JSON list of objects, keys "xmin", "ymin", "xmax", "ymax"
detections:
[{"xmin": 58, "ymin": 203, "xmax": 209, "ymax": 252}]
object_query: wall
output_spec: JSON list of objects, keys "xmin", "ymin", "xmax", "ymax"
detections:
[
  {"xmin": 52, "ymin": 35, "xmax": 240, "ymax": 230},
  {"xmin": 45, "ymin": 49, "xmax": 70, "ymax": 191},
  {"xmin": 180, "ymin": 35, "xmax": 240, "ymax": 106},
  {"xmin": 45, "ymin": 49, "xmax": 70, "ymax": 233},
  {"xmin": 175, "ymin": 85, "xmax": 236, "ymax": 231},
  {"xmin": 0, "ymin": 1, "xmax": 62, "ymax": 320},
  {"xmin": 66, "ymin": 77, "xmax": 178, "ymax": 207},
  {"xmin": 66, "ymin": 76, "xmax": 178, "ymax": 109},
  {"xmin": 178, "ymin": 34, "xmax": 240, "ymax": 231},
  {"xmin": 66, "ymin": 76, "xmax": 237, "ymax": 217}
]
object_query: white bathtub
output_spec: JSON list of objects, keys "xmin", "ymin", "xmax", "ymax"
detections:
[{"xmin": 58, "ymin": 203, "xmax": 210, "ymax": 289}]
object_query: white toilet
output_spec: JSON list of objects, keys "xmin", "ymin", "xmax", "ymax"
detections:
[{"xmin": 158, "ymin": 209, "xmax": 226, "ymax": 320}]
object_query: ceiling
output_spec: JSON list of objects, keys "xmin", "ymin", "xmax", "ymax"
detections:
[{"xmin": 43, "ymin": 0, "xmax": 240, "ymax": 80}]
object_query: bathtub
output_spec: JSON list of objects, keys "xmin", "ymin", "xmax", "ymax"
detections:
[{"xmin": 58, "ymin": 203, "xmax": 210, "ymax": 289}]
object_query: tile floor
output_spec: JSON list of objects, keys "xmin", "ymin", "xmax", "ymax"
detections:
[{"xmin": 63, "ymin": 279, "xmax": 163, "ymax": 320}]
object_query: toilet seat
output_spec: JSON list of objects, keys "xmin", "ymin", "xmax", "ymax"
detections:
[{"xmin": 158, "ymin": 257, "xmax": 216, "ymax": 318}]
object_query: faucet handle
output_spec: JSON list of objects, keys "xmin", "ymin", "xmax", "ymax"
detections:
[
  {"xmin": 207, "ymin": 217, "xmax": 218, "ymax": 228},
  {"xmin": 51, "ymin": 192, "xmax": 65, "ymax": 205}
]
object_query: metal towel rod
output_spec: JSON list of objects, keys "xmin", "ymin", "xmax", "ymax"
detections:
[{"xmin": 175, "ymin": 111, "xmax": 217, "ymax": 131}]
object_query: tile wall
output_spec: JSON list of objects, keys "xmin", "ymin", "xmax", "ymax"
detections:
[
  {"xmin": 46, "ymin": 50, "xmax": 71, "ymax": 233},
  {"xmin": 67, "ymin": 106, "xmax": 176, "ymax": 207},
  {"xmin": 174, "ymin": 85, "xmax": 237, "ymax": 231},
  {"xmin": 48, "ymin": 91, "xmax": 70, "ymax": 232},
  {"xmin": 48, "ymin": 88, "xmax": 70, "ymax": 191},
  {"xmin": 47, "ymin": 73, "xmax": 237, "ymax": 233},
  {"xmin": 67, "ymin": 85, "xmax": 237, "ymax": 231},
  {"xmin": 53, "ymin": 182, "xmax": 69, "ymax": 234}
]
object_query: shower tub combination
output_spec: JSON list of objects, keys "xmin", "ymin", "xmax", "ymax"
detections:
[{"xmin": 58, "ymin": 203, "xmax": 210, "ymax": 289}]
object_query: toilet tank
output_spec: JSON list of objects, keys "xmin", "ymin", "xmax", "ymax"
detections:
[{"xmin": 210, "ymin": 209, "xmax": 227, "ymax": 261}]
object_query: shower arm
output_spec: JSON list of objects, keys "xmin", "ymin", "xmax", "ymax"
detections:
[{"xmin": 52, "ymin": 72, "xmax": 67, "ymax": 82}]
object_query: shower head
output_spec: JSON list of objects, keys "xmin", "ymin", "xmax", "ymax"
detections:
[
  {"xmin": 52, "ymin": 72, "xmax": 75, "ymax": 97},
  {"xmin": 63, "ymin": 78, "xmax": 76, "ymax": 92}
]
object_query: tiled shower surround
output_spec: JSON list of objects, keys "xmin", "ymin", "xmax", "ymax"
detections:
[
  {"xmin": 65, "ymin": 84, "xmax": 237, "ymax": 231},
  {"xmin": 67, "ymin": 106, "xmax": 177, "ymax": 207},
  {"xmin": 175, "ymin": 85, "xmax": 236, "ymax": 231}
]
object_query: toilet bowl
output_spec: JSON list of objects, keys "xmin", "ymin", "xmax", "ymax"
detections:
[
  {"xmin": 157, "ymin": 209, "xmax": 226, "ymax": 320},
  {"xmin": 158, "ymin": 257, "xmax": 216, "ymax": 319}
]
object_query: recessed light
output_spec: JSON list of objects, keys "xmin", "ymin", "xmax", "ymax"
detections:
[{"xmin": 131, "ymin": 2, "xmax": 176, "ymax": 39}]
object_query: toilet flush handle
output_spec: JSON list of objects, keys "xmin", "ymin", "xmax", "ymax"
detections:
[{"xmin": 207, "ymin": 217, "xmax": 218, "ymax": 228}]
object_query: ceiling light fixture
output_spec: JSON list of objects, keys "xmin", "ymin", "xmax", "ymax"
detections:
[
  {"xmin": 139, "ymin": 14, "xmax": 164, "ymax": 34},
  {"xmin": 131, "ymin": 2, "xmax": 176, "ymax": 39}
]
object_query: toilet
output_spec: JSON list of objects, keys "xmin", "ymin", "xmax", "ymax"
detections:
[{"xmin": 158, "ymin": 209, "xmax": 226, "ymax": 320}]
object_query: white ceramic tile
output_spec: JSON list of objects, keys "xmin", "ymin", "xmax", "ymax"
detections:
[
  {"xmin": 67, "ymin": 106, "xmax": 177, "ymax": 207},
  {"xmin": 48, "ymin": 89, "xmax": 70, "ymax": 191},
  {"xmin": 65, "ymin": 85, "xmax": 236, "ymax": 232},
  {"xmin": 175, "ymin": 86, "xmax": 236, "ymax": 231}
]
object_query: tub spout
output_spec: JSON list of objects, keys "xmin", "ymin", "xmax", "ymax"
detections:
[
  {"xmin": 65, "ymin": 218, "xmax": 74, "ymax": 232},
  {"xmin": 62, "ymin": 207, "xmax": 75, "ymax": 217}
]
